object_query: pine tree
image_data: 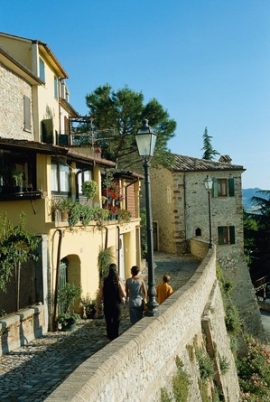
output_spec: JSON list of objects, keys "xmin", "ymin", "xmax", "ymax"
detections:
[
  {"xmin": 85, "ymin": 84, "xmax": 176, "ymax": 168},
  {"xmin": 201, "ymin": 127, "xmax": 220, "ymax": 160}
]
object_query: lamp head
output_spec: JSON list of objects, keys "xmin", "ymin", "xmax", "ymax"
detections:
[
  {"xmin": 135, "ymin": 119, "xmax": 157, "ymax": 158},
  {"xmin": 204, "ymin": 175, "xmax": 213, "ymax": 191}
]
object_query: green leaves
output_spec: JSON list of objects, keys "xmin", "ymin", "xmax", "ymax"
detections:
[
  {"xmin": 0, "ymin": 213, "xmax": 40, "ymax": 291},
  {"xmin": 201, "ymin": 127, "xmax": 220, "ymax": 160},
  {"xmin": 85, "ymin": 84, "xmax": 176, "ymax": 167}
]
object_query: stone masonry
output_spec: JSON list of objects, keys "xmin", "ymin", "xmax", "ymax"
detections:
[{"xmin": 0, "ymin": 62, "xmax": 34, "ymax": 141}]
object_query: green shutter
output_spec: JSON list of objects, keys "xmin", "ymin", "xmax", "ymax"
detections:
[
  {"xmin": 212, "ymin": 177, "xmax": 218, "ymax": 198},
  {"xmin": 228, "ymin": 178, "xmax": 235, "ymax": 197},
  {"xmin": 229, "ymin": 226, "xmax": 235, "ymax": 244},
  {"xmin": 41, "ymin": 119, "xmax": 53, "ymax": 144},
  {"xmin": 218, "ymin": 227, "xmax": 224, "ymax": 245}
]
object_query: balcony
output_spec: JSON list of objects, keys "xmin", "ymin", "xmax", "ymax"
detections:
[{"xmin": 0, "ymin": 186, "xmax": 42, "ymax": 201}]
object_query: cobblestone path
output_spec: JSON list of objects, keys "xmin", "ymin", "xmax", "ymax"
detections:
[{"xmin": 0, "ymin": 252, "xmax": 200, "ymax": 401}]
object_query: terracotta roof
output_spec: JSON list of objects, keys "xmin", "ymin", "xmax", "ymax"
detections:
[{"xmin": 171, "ymin": 154, "xmax": 245, "ymax": 172}]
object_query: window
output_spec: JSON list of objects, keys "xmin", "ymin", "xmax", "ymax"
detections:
[
  {"xmin": 213, "ymin": 177, "xmax": 235, "ymax": 197},
  {"xmin": 23, "ymin": 95, "xmax": 31, "ymax": 131},
  {"xmin": 51, "ymin": 159, "xmax": 70, "ymax": 193},
  {"xmin": 218, "ymin": 226, "xmax": 235, "ymax": 245},
  {"xmin": 0, "ymin": 150, "xmax": 36, "ymax": 190},
  {"xmin": 54, "ymin": 76, "xmax": 58, "ymax": 99},
  {"xmin": 77, "ymin": 169, "xmax": 92, "ymax": 195},
  {"xmin": 39, "ymin": 58, "xmax": 45, "ymax": 82}
]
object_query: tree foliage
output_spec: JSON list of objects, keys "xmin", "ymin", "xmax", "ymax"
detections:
[
  {"xmin": 0, "ymin": 214, "xmax": 40, "ymax": 291},
  {"xmin": 85, "ymin": 84, "xmax": 176, "ymax": 168},
  {"xmin": 244, "ymin": 190, "xmax": 270, "ymax": 280},
  {"xmin": 201, "ymin": 127, "xmax": 220, "ymax": 160}
]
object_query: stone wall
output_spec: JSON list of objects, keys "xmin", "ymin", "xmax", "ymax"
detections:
[
  {"xmin": 189, "ymin": 237, "xmax": 209, "ymax": 260},
  {"xmin": 0, "ymin": 62, "xmax": 34, "ymax": 140},
  {"xmin": 151, "ymin": 166, "xmax": 266, "ymax": 342},
  {"xmin": 46, "ymin": 248, "xmax": 240, "ymax": 402},
  {"xmin": 0, "ymin": 305, "xmax": 45, "ymax": 356}
]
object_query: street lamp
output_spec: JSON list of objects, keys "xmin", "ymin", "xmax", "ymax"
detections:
[
  {"xmin": 135, "ymin": 119, "xmax": 159, "ymax": 316},
  {"xmin": 204, "ymin": 175, "xmax": 213, "ymax": 248}
]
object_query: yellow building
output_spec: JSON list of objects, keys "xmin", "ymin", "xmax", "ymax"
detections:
[{"xmin": 0, "ymin": 33, "xmax": 142, "ymax": 331}]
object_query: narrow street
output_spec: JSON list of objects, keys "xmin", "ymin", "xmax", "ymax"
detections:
[{"xmin": 0, "ymin": 252, "xmax": 200, "ymax": 401}]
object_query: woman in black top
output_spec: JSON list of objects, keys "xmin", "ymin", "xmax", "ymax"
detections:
[{"xmin": 97, "ymin": 263, "xmax": 126, "ymax": 341}]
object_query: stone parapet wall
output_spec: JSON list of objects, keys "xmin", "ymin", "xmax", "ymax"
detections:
[
  {"xmin": 0, "ymin": 305, "xmax": 45, "ymax": 356},
  {"xmin": 46, "ymin": 248, "xmax": 240, "ymax": 402},
  {"xmin": 189, "ymin": 237, "xmax": 209, "ymax": 260}
]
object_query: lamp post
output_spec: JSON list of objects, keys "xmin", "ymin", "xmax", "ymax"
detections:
[
  {"xmin": 204, "ymin": 175, "xmax": 213, "ymax": 248},
  {"xmin": 135, "ymin": 119, "xmax": 159, "ymax": 316}
]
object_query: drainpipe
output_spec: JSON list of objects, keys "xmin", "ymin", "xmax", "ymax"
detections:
[
  {"xmin": 183, "ymin": 172, "xmax": 188, "ymax": 253},
  {"xmin": 116, "ymin": 226, "xmax": 120, "ymax": 268},
  {"xmin": 104, "ymin": 226, "xmax": 109, "ymax": 249},
  {"xmin": 52, "ymin": 229, "xmax": 63, "ymax": 331}
]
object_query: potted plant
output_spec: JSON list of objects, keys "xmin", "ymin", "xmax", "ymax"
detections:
[
  {"xmin": 81, "ymin": 180, "xmax": 98, "ymax": 200},
  {"xmin": 80, "ymin": 205, "xmax": 95, "ymax": 226},
  {"xmin": 68, "ymin": 202, "xmax": 82, "ymax": 227},
  {"xmin": 117, "ymin": 209, "xmax": 131, "ymax": 223},
  {"xmin": 12, "ymin": 172, "xmax": 24, "ymax": 192},
  {"xmin": 93, "ymin": 207, "xmax": 110, "ymax": 227},
  {"xmin": 57, "ymin": 283, "xmax": 81, "ymax": 331},
  {"xmin": 54, "ymin": 198, "xmax": 74, "ymax": 221},
  {"xmin": 81, "ymin": 294, "xmax": 97, "ymax": 319}
]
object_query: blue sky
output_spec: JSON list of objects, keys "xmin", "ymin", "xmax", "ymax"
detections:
[{"xmin": 1, "ymin": 0, "xmax": 270, "ymax": 189}]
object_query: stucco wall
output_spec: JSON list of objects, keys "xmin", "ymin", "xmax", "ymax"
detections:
[{"xmin": 46, "ymin": 248, "xmax": 240, "ymax": 402}]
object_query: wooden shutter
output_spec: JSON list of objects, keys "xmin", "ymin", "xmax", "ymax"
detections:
[
  {"xmin": 218, "ymin": 227, "xmax": 224, "ymax": 245},
  {"xmin": 41, "ymin": 119, "xmax": 53, "ymax": 144},
  {"xmin": 212, "ymin": 177, "xmax": 218, "ymax": 198},
  {"xmin": 228, "ymin": 177, "xmax": 235, "ymax": 197},
  {"xmin": 23, "ymin": 96, "xmax": 31, "ymax": 131},
  {"xmin": 64, "ymin": 116, "xmax": 70, "ymax": 135},
  {"xmin": 229, "ymin": 226, "xmax": 235, "ymax": 244}
]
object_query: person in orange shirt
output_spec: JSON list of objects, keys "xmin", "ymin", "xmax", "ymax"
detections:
[{"xmin": 156, "ymin": 274, "xmax": 173, "ymax": 304}]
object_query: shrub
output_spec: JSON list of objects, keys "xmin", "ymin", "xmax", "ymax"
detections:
[
  {"xmin": 219, "ymin": 354, "xmax": 230, "ymax": 375},
  {"xmin": 225, "ymin": 304, "xmax": 241, "ymax": 335},
  {"xmin": 196, "ymin": 350, "xmax": 215, "ymax": 382},
  {"xmin": 172, "ymin": 356, "xmax": 190, "ymax": 401},
  {"xmin": 160, "ymin": 388, "xmax": 172, "ymax": 402},
  {"xmin": 237, "ymin": 335, "xmax": 270, "ymax": 400}
]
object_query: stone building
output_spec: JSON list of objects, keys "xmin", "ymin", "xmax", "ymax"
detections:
[{"xmin": 151, "ymin": 154, "xmax": 267, "ymax": 342}]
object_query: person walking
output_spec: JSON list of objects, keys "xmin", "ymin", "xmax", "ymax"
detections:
[
  {"xmin": 97, "ymin": 263, "xmax": 126, "ymax": 341},
  {"xmin": 156, "ymin": 274, "xmax": 173, "ymax": 304},
  {"xmin": 125, "ymin": 265, "xmax": 147, "ymax": 325}
]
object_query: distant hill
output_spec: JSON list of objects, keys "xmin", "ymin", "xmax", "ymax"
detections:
[{"xmin": 242, "ymin": 188, "xmax": 267, "ymax": 213}]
